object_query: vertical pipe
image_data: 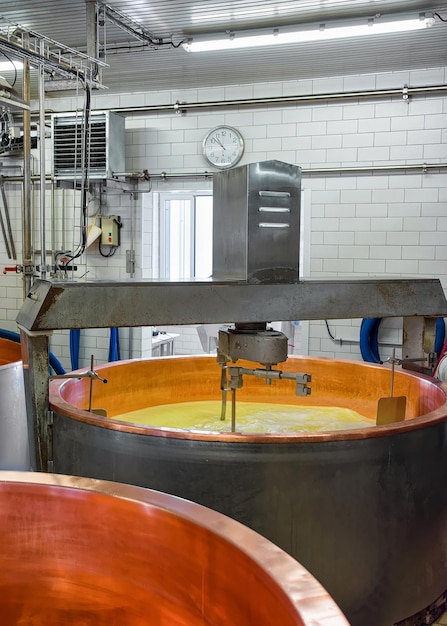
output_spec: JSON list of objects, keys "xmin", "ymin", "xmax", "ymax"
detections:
[
  {"xmin": 61, "ymin": 188, "xmax": 66, "ymax": 250},
  {"xmin": 128, "ymin": 189, "xmax": 136, "ymax": 358},
  {"xmin": 22, "ymin": 35, "xmax": 32, "ymax": 296},
  {"xmin": 38, "ymin": 45, "xmax": 46, "ymax": 279},
  {"xmin": 50, "ymin": 179, "xmax": 55, "ymax": 261}
]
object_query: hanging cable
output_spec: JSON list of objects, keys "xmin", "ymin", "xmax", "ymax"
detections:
[
  {"xmin": 98, "ymin": 241, "xmax": 118, "ymax": 257},
  {"xmin": 0, "ymin": 108, "xmax": 14, "ymax": 151},
  {"xmin": 0, "ymin": 51, "xmax": 17, "ymax": 87},
  {"xmin": 54, "ymin": 77, "xmax": 91, "ymax": 271}
]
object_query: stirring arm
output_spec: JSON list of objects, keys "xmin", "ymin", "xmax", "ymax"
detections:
[{"xmin": 219, "ymin": 364, "xmax": 312, "ymax": 431}]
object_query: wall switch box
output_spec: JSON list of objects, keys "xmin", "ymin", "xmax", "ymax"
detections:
[{"xmin": 101, "ymin": 215, "xmax": 121, "ymax": 246}]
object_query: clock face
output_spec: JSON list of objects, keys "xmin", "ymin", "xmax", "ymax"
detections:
[{"xmin": 202, "ymin": 126, "xmax": 244, "ymax": 169}]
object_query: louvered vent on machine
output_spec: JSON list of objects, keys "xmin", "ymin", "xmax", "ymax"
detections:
[{"xmin": 52, "ymin": 111, "xmax": 125, "ymax": 180}]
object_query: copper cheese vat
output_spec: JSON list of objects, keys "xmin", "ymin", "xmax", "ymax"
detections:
[
  {"xmin": 50, "ymin": 355, "xmax": 447, "ymax": 626},
  {"xmin": 0, "ymin": 471, "xmax": 348, "ymax": 626},
  {"xmin": 0, "ymin": 337, "xmax": 29, "ymax": 470}
]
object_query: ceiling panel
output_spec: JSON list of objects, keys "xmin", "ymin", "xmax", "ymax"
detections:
[{"xmin": 0, "ymin": 0, "xmax": 445, "ymax": 98}]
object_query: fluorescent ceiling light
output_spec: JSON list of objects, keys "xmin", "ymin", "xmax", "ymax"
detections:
[
  {"xmin": 0, "ymin": 60, "xmax": 23, "ymax": 71},
  {"xmin": 183, "ymin": 14, "xmax": 435, "ymax": 52}
]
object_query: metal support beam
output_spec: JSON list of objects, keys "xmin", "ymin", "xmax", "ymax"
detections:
[
  {"xmin": 17, "ymin": 278, "xmax": 447, "ymax": 332},
  {"xmin": 16, "ymin": 277, "xmax": 447, "ymax": 473},
  {"xmin": 18, "ymin": 328, "xmax": 52, "ymax": 472},
  {"xmin": 402, "ymin": 317, "xmax": 438, "ymax": 375}
]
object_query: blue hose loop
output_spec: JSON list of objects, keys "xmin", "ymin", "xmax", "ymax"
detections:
[
  {"xmin": 0, "ymin": 328, "xmax": 66, "ymax": 375},
  {"xmin": 108, "ymin": 327, "xmax": 121, "ymax": 362},
  {"xmin": 360, "ymin": 317, "xmax": 446, "ymax": 364},
  {"xmin": 435, "ymin": 318, "xmax": 446, "ymax": 358},
  {"xmin": 360, "ymin": 318, "xmax": 382, "ymax": 363},
  {"xmin": 48, "ymin": 353, "xmax": 66, "ymax": 375},
  {"xmin": 69, "ymin": 329, "xmax": 81, "ymax": 371},
  {"xmin": 0, "ymin": 328, "xmax": 21, "ymax": 344}
]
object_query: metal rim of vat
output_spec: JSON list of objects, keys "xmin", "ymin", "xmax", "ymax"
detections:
[
  {"xmin": 0, "ymin": 470, "xmax": 349, "ymax": 626},
  {"xmin": 49, "ymin": 355, "xmax": 447, "ymax": 443}
]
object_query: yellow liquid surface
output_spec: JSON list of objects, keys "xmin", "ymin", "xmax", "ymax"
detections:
[{"xmin": 113, "ymin": 401, "xmax": 374, "ymax": 433}]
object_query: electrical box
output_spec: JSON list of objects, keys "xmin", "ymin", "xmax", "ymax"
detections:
[{"xmin": 101, "ymin": 215, "xmax": 121, "ymax": 246}]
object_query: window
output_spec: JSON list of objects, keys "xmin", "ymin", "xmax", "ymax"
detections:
[{"xmin": 158, "ymin": 192, "xmax": 213, "ymax": 280}]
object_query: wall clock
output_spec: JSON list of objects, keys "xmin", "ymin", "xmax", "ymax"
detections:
[{"xmin": 202, "ymin": 125, "xmax": 244, "ymax": 169}]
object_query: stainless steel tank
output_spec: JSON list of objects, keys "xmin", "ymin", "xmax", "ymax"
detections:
[
  {"xmin": 49, "ymin": 355, "xmax": 447, "ymax": 626},
  {"xmin": 0, "ymin": 471, "xmax": 348, "ymax": 625},
  {"xmin": 0, "ymin": 338, "xmax": 29, "ymax": 470}
]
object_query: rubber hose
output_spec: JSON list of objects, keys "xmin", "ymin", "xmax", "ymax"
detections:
[
  {"xmin": 360, "ymin": 318, "xmax": 382, "ymax": 363},
  {"xmin": 435, "ymin": 318, "xmax": 446, "ymax": 357},
  {"xmin": 0, "ymin": 328, "xmax": 66, "ymax": 375},
  {"xmin": 108, "ymin": 327, "xmax": 121, "ymax": 362},
  {"xmin": 69, "ymin": 329, "xmax": 81, "ymax": 371},
  {"xmin": 360, "ymin": 317, "xmax": 446, "ymax": 364}
]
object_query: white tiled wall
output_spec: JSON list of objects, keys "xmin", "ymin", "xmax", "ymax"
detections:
[{"xmin": 0, "ymin": 66, "xmax": 446, "ymax": 367}]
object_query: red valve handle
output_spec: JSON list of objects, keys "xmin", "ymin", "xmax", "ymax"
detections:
[{"xmin": 3, "ymin": 265, "xmax": 20, "ymax": 274}]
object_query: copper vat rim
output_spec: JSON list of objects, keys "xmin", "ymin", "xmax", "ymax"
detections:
[
  {"xmin": 0, "ymin": 337, "xmax": 22, "ymax": 367},
  {"xmin": 49, "ymin": 354, "xmax": 447, "ymax": 443},
  {"xmin": 0, "ymin": 470, "xmax": 349, "ymax": 626}
]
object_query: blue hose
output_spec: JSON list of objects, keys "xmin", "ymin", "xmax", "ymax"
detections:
[
  {"xmin": 360, "ymin": 318, "xmax": 382, "ymax": 363},
  {"xmin": 108, "ymin": 327, "xmax": 121, "ymax": 362},
  {"xmin": 69, "ymin": 329, "xmax": 81, "ymax": 371},
  {"xmin": 0, "ymin": 328, "xmax": 66, "ymax": 375},
  {"xmin": 360, "ymin": 317, "xmax": 446, "ymax": 363},
  {"xmin": 435, "ymin": 318, "xmax": 446, "ymax": 357}
]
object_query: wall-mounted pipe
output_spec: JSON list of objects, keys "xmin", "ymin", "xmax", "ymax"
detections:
[
  {"xmin": 2, "ymin": 162, "xmax": 447, "ymax": 188},
  {"xmin": 114, "ymin": 162, "xmax": 447, "ymax": 181},
  {"xmin": 36, "ymin": 83, "xmax": 447, "ymax": 116}
]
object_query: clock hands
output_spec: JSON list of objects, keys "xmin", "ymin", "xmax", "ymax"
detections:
[{"xmin": 213, "ymin": 136, "xmax": 226, "ymax": 150}]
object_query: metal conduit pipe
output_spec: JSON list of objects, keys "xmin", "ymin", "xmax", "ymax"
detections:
[
  {"xmin": 114, "ymin": 162, "xmax": 447, "ymax": 181},
  {"xmin": 0, "ymin": 176, "xmax": 56, "ymax": 183},
  {"xmin": 139, "ymin": 84, "xmax": 447, "ymax": 114},
  {"xmin": 22, "ymin": 34, "xmax": 32, "ymax": 297},
  {"xmin": 2, "ymin": 163, "xmax": 447, "ymax": 187},
  {"xmin": 34, "ymin": 84, "xmax": 447, "ymax": 117},
  {"xmin": 38, "ymin": 45, "xmax": 46, "ymax": 280}
]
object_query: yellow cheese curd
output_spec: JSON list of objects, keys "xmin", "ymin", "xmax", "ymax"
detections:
[{"xmin": 113, "ymin": 400, "xmax": 374, "ymax": 433}]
